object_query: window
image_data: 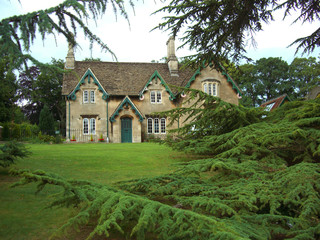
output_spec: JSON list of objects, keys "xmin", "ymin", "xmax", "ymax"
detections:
[
  {"xmin": 90, "ymin": 90, "xmax": 95, "ymax": 103},
  {"xmin": 154, "ymin": 118, "xmax": 159, "ymax": 133},
  {"xmin": 150, "ymin": 91, "xmax": 156, "ymax": 103},
  {"xmin": 203, "ymin": 83, "xmax": 207, "ymax": 94},
  {"xmin": 160, "ymin": 118, "xmax": 166, "ymax": 133},
  {"xmin": 90, "ymin": 118, "xmax": 96, "ymax": 134},
  {"xmin": 83, "ymin": 90, "xmax": 88, "ymax": 103},
  {"xmin": 157, "ymin": 91, "xmax": 162, "ymax": 103},
  {"xmin": 203, "ymin": 82, "xmax": 218, "ymax": 96},
  {"xmin": 83, "ymin": 118, "xmax": 89, "ymax": 134},
  {"xmin": 83, "ymin": 118, "xmax": 96, "ymax": 134},
  {"xmin": 147, "ymin": 118, "xmax": 153, "ymax": 134},
  {"xmin": 147, "ymin": 118, "xmax": 166, "ymax": 134},
  {"xmin": 150, "ymin": 91, "xmax": 162, "ymax": 104}
]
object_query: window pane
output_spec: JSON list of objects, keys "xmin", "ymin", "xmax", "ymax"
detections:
[
  {"xmin": 160, "ymin": 118, "xmax": 166, "ymax": 133},
  {"xmin": 90, "ymin": 90, "xmax": 95, "ymax": 103},
  {"xmin": 147, "ymin": 118, "xmax": 153, "ymax": 134},
  {"xmin": 157, "ymin": 91, "xmax": 162, "ymax": 103},
  {"xmin": 83, "ymin": 90, "xmax": 88, "ymax": 103},
  {"xmin": 203, "ymin": 83, "xmax": 207, "ymax": 94},
  {"xmin": 90, "ymin": 118, "xmax": 96, "ymax": 134},
  {"xmin": 83, "ymin": 119, "xmax": 89, "ymax": 134},
  {"xmin": 150, "ymin": 91, "xmax": 156, "ymax": 103},
  {"xmin": 154, "ymin": 118, "xmax": 159, "ymax": 133},
  {"xmin": 212, "ymin": 84, "xmax": 216, "ymax": 96},
  {"xmin": 208, "ymin": 83, "xmax": 212, "ymax": 95}
]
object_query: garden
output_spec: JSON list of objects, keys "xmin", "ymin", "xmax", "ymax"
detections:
[{"xmin": 0, "ymin": 143, "xmax": 199, "ymax": 240}]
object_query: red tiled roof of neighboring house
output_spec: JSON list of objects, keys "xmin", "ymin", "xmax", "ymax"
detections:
[{"xmin": 260, "ymin": 94, "xmax": 290, "ymax": 111}]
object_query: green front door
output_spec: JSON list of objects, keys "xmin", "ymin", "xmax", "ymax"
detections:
[{"xmin": 121, "ymin": 117, "xmax": 132, "ymax": 143}]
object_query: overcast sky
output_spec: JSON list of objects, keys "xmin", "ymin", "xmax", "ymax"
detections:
[{"xmin": 1, "ymin": 0, "xmax": 319, "ymax": 64}]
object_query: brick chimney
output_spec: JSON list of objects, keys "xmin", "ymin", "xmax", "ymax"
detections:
[
  {"xmin": 166, "ymin": 36, "xmax": 179, "ymax": 76},
  {"xmin": 65, "ymin": 41, "xmax": 75, "ymax": 69}
]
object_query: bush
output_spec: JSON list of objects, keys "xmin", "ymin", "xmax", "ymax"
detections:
[
  {"xmin": 11, "ymin": 124, "xmax": 21, "ymax": 139},
  {"xmin": 0, "ymin": 141, "xmax": 31, "ymax": 167},
  {"xmin": 2, "ymin": 123, "xmax": 10, "ymax": 140}
]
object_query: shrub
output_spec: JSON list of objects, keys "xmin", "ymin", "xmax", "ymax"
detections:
[
  {"xmin": 11, "ymin": 124, "xmax": 21, "ymax": 140},
  {"xmin": 0, "ymin": 141, "xmax": 31, "ymax": 167}
]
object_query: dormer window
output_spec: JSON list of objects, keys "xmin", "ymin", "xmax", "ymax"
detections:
[
  {"xmin": 202, "ymin": 79, "xmax": 220, "ymax": 97},
  {"xmin": 83, "ymin": 90, "xmax": 89, "ymax": 103},
  {"xmin": 83, "ymin": 90, "xmax": 95, "ymax": 103},
  {"xmin": 90, "ymin": 90, "xmax": 95, "ymax": 103},
  {"xmin": 150, "ymin": 91, "xmax": 162, "ymax": 104}
]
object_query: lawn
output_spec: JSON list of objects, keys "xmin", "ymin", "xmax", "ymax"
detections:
[{"xmin": 0, "ymin": 143, "xmax": 195, "ymax": 240}]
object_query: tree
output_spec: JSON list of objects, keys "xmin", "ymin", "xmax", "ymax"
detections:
[
  {"xmin": 39, "ymin": 104, "xmax": 55, "ymax": 135},
  {"xmin": 155, "ymin": 0, "xmax": 320, "ymax": 63},
  {"xmin": 0, "ymin": 0, "xmax": 134, "ymax": 70},
  {"xmin": 254, "ymin": 57, "xmax": 290, "ymax": 101},
  {"xmin": 289, "ymin": 57, "xmax": 320, "ymax": 99},
  {"xmin": 0, "ymin": 57, "xmax": 18, "ymax": 122},
  {"xmin": 12, "ymin": 91, "xmax": 320, "ymax": 239},
  {"xmin": 0, "ymin": 141, "xmax": 30, "ymax": 167},
  {"xmin": 18, "ymin": 59, "xmax": 66, "ymax": 126}
]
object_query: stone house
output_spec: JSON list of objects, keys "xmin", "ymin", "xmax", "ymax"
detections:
[{"xmin": 62, "ymin": 37, "xmax": 242, "ymax": 143}]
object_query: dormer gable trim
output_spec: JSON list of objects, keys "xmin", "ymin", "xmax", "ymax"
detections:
[
  {"xmin": 67, "ymin": 68, "xmax": 109, "ymax": 100},
  {"xmin": 110, "ymin": 96, "xmax": 144, "ymax": 123},
  {"xmin": 139, "ymin": 70, "xmax": 176, "ymax": 100},
  {"xmin": 183, "ymin": 60, "xmax": 242, "ymax": 97}
]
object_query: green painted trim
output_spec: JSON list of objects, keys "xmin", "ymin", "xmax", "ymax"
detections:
[
  {"xmin": 106, "ymin": 100, "xmax": 109, "ymax": 140},
  {"xmin": 185, "ymin": 68, "xmax": 201, "ymax": 88},
  {"xmin": 68, "ymin": 69, "xmax": 109, "ymax": 100},
  {"xmin": 139, "ymin": 70, "xmax": 176, "ymax": 100},
  {"xmin": 68, "ymin": 100, "xmax": 71, "ymax": 139},
  {"xmin": 110, "ymin": 96, "xmax": 144, "ymax": 123},
  {"xmin": 183, "ymin": 61, "xmax": 242, "ymax": 97},
  {"xmin": 218, "ymin": 63, "xmax": 242, "ymax": 96}
]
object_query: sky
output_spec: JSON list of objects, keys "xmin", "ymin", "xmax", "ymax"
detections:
[{"xmin": 1, "ymin": 0, "xmax": 319, "ymax": 65}]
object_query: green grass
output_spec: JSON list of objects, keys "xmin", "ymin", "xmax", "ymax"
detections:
[{"xmin": 0, "ymin": 143, "xmax": 196, "ymax": 240}]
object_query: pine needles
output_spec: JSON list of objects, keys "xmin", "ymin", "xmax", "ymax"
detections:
[{"xmin": 11, "ymin": 92, "xmax": 320, "ymax": 239}]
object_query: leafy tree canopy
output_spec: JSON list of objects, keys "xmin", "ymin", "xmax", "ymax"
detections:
[
  {"xmin": 0, "ymin": 57, "xmax": 18, "ymax": 122},
  {"xmin": 154, "ymin": 0, "xmax": 320, "ymax": 63},
  {"xmin": 18, "ymin": 59, "xmax": 65, "ymax": 125}
]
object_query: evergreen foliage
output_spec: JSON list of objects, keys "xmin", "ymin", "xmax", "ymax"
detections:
[
  {"xmin": 0, "ymin": 0, "xmax": 134, "ymax": 70},
  {"xmin": 11, "ymin": 90, "xmax": 320, "ymax": 239},
  {"xmin": 39, "ymin": 104, "xmax": 55, "ymax": 135},
  {"xmin": 0, "ymin": 141, "xmax": 31, "ymax": 167},
  {"xmin": 154, "ymin": 0, "xmax": 320, "ymax": 63}
]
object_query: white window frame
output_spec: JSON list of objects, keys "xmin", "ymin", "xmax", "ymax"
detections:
[
  {"xmin": 83, "ymin": 90, "xmax": 89, "ymax": 103},
  {"xmin": 150, "ymin": 91, "xmax": 156, "ymax": 103},
  {"xmin": 150, "ymin": 91, "xmax": 162, "ymax": 104},
  {"xmin": 90, "ymin": 118, "xmax": 96, "ymax": 134},
  {"xmin": 203, "ymin": 82, "xmax": 218, "ymax": 96},
  {"xmin": 90, "ymin": 90, "xmax": 95, "ymax": 103},
  {"xmin": 160, "ymin": 118, "xmax": 166, "ymax": 134},
  {"xmin": 154, "ymin": 118, "xmax": 159, "ymax": 134},
  {"xmin": 157, "ymin": 91, "xmax": 162, "ymax": 103},
  {"xmin": 83, "ymin": 118, "xmax": 89, "ymax": 134},
  {"xmin": 147, "ymin": 118, "xmax": 153, "ymax": 134}
]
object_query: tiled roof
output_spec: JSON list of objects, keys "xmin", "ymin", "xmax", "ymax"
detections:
[
  {"xmin": 260, "ymin": 94, "xmax": 290, "ymax": 111},
  {"xmin": 62, "ymin": 61, "xmax": 195, "ymax": 96}
]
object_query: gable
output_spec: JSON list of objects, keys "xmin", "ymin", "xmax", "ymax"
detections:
[
  {"xmin": 139, "ymin": 70, "xmax": 176, "ymax": 100},
  {"xmin": 110, "ymin": 96, "xmax": 144, "ymax": 122},
  {"xmin": 182, "ymin": 61, "xmax": 242, "ymax": 97},
  {"xmin": 261, "ymin": 94, "xmax": 291, "ymax": 111},
  {"xmin": 67, "ymin": 68, "xmax": 109, "ymax": 100},
  {"xmin": 62, "ymin": 62, "xmax": 195, "ymax": 97}
]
